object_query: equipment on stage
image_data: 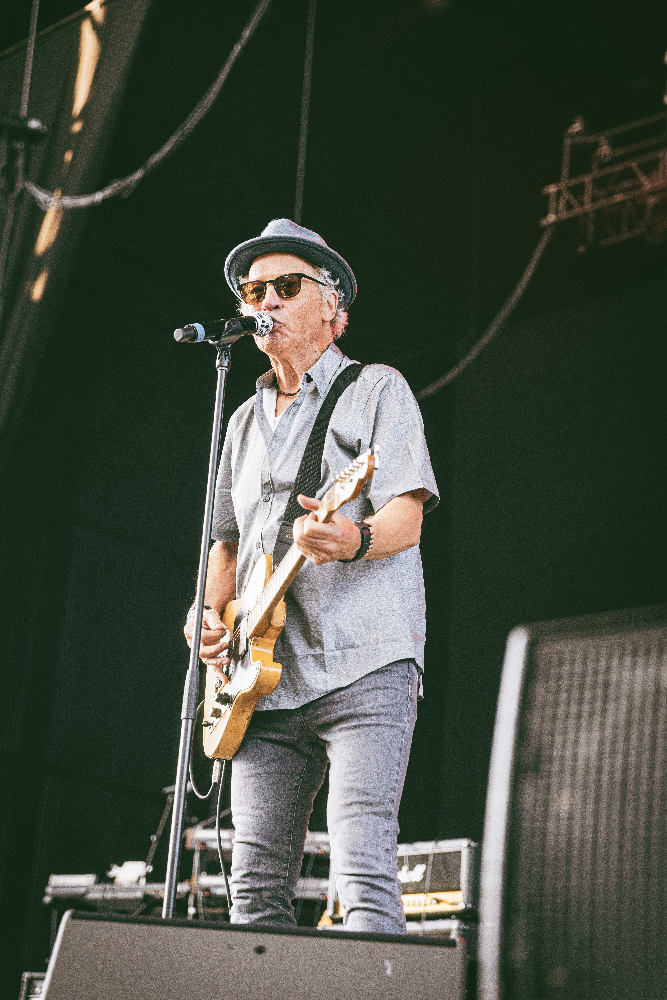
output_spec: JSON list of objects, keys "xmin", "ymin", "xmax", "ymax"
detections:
[
  {"xmin": 43, "ymin": 875, "xmax": 191, "ymax": 914},
  {"xmin": 17, "ymin": 972, "xmax": 45, "ymax": 1000},
  {"xmin": 41, "ymin": 911, "xmax": 469, "ymax": 1000},
  {"xmin": 186, "ymin": 826, "xmax": 477, "ymax": 927},
  {"xmin": 201, "ymin": 449, "xmax": 378, "ymax": 760},
  {"xmin": 43, "ymin": 829, "xmax": 477, "ymax": 929},
  {"xmin": 541, "ymin": 110, "xmax": 667, "ymax": 249},
  {"xmin": 397, "ymin": 839, "xmax": 478, "ymax": 918},
  {"xmin": 479, "ymin": 603, "xmax": 667, "ymax": 1000}
]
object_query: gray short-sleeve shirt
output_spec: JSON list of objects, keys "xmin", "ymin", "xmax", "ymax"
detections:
[{"xmin": 211, "ymin": 343, "xmax": 439, "ymax": 710}]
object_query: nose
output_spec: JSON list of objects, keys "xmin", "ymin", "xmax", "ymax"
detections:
[{"xmin": 261, "ymin": 281, "xmax": 282, "ymax": 310}]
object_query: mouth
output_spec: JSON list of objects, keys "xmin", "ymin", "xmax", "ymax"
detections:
[
  {"xmin": 254, "ymin": 316, "xmax": 287, "ymax": 340},
  {"xmin": 266, "ymin": 318, "xmax": 285, "ymax": 333}
]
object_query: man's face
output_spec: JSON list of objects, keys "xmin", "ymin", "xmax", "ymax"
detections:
[{"xmin": 243, "ymin": 252, "xmax": 337, "ymax": 361}]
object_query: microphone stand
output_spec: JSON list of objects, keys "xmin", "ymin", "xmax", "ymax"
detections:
[{"xmin": 162, "ymin": 330, "xmax": 247, "ymax": 920}]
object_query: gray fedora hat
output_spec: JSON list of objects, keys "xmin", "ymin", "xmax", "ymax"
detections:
[{"xmin": 224, "ymin": 218, "xmax": 357, "ymax": 307}]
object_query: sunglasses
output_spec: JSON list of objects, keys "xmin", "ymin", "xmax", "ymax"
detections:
[{"xmin": 238, "ymin": 272, "xmax": 328, "ymax": 306}]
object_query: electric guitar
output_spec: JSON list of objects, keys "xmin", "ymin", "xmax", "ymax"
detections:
[{"xmin": 202, "ymin": 449, "xmax": 378, "ymax": 760}]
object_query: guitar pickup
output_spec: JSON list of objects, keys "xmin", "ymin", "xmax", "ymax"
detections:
[{"xmin": 238, "ymin": 619, "xmax": 248, "ymax": 658}]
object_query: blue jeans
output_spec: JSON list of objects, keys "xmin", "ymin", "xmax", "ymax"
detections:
[{"xmin": 229, "ymin": 659, "xmax": 419, "ymax": 934}]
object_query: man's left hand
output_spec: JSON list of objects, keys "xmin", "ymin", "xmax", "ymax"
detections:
[{"xmin": 293, "ymin": 494, "xmax": 361, "ymax": 564}]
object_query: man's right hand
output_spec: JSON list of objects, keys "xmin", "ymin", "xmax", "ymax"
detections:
[{"xmin": 184, "ymin": 606, "xmax": 231, "ymax": 680}]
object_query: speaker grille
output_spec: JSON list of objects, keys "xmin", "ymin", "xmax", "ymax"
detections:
[{"xmin": 480, "ymin": 607, "xmax": 667, "ymax": 1000}]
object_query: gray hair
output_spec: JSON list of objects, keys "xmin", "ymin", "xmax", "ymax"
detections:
[
  {"xmin": 314, "ymin": 266, "xmax": 348, "ymax": 339},
  {"xmin": 238, "ymin": 264, "xmax": 349, "ymax": 339}
]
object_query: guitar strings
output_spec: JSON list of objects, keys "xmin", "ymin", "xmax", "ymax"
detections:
[{"xmin": 238, "ymin": 460, "xmax": 364, "ymax": 642}]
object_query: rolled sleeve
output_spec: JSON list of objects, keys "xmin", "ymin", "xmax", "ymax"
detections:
[{"xmin": 362, "ymin": 370, "xmax": 439, "ymax": 514}]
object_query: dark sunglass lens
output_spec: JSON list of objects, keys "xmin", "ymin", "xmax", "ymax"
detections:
[
  {"xmin": 240, "ymin": 281, "xmax": 265, "ymax": 305},
  {"xmin": 273, "ymin": 274, "xmax": 302, "ymax": 298}
]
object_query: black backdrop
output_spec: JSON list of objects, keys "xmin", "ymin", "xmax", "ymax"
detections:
[{"xmin": 1, "ymin": 0, "xmax": 667, "ymax": 993}]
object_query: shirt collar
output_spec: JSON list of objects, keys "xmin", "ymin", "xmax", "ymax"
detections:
[
  {"xmin": 306, "ymin": 343, "xmax": 345, "ymax": 395},
  {"xmin": 256, "ymin": 343, "xmax": 345, "ymax": 395}
]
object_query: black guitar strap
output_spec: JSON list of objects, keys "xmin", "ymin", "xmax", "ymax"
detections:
[{"xmin": 272, "ymin": 362, "xmax": 364, "ymax": 566}]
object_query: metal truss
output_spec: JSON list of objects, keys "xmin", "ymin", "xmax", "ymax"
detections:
[{"xmin": 541, "ymin": 111, "xmax": 667, "ymax": 247}]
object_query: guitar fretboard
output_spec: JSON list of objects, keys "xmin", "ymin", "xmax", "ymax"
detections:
[
  {"xmin": 241, "ymin": 450, "xmax": 375, "ymax": 642},
  {"xmin": 246, "ymin": 542, "xmax": 304, "ymax": 638}
]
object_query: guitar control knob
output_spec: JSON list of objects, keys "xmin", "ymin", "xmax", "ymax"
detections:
[
  {"xmin": 215, "ymin": 691, "xmax": 233, "ymax": 706},
  {"xmin": 210, "ymin": 707, "xmax": 222, "ymax": 718}
]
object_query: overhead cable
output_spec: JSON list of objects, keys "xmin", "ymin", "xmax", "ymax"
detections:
[
  {"xmin": 20, "ymin": 0, "xmax": 40, "ymax": 117},
  {"xmin": 416, "ymin": 226, "xmax": 554, "ymax": 399},
  {"xmin": 24, "ymin": 0, "xmax": 273, "ymax": 211},
  {"xmin": 294, "ymin": 0, "xmax": 317, "ymax": 224}
]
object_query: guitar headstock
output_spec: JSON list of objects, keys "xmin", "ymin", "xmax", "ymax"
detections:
[{"xmin": 318, "ymin": 448, "xmax": 379, "ymax": 518}]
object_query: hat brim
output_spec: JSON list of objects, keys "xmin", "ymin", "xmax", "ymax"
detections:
[{"xmin": 225, "ymin": 234, "xmax": 356, "ymax": 307}]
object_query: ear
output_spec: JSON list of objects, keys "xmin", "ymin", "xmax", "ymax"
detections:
[{"xmin": 321, "ymin": 288, "xmax": 338, "ymax": 323}]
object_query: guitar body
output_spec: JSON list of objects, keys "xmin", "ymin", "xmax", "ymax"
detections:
[
  {"xmin": 201, "ymin": 449, "xmax": 377, "ymax": 762},
  {"xmin": 202, "ymin": 555, "xmax": 284, "ymax": 760}
]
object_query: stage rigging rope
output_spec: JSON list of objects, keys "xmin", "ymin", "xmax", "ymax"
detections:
[
  {"xmin": 416, "ymin": 225, "xmax": 554, "ymax": 398},
  {"xmin": 294, "ymin": 0, "xmax": 317, "ymax": 224},
  {"xmin": 24, "ymin": 0, "xmax": 273, "ymax": 210},
  {"xmin": 20, "ymin": 0, "xmax": 40, "ymax": 117}
]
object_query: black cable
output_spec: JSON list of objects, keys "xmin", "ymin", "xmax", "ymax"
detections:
[
  {"xmin": 416, "ymin": 225, "xmax": 554, "ymax": 398},
  {"xmin": 215, "ymin": 760, "xmax": 232, "ymax": 916},
  {"xmin": 20, "ymin": 0, "xmax": 40, "ymax": 118},
  {"xmin": 24, "ymin": 0, "xmax": 273, "ymax": 211},
  {"xmin": 294, "ymin": 0, "xmax": 316, "ymax": 223}
]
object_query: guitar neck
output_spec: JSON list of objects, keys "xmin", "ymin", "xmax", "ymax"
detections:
[
  {"xmin": 246, "ymin": 543, "xmax": 304, "ymax": 638},
  {"xmin": 244, "ymin": 449, "xmax": 376, "ymax": 640}
]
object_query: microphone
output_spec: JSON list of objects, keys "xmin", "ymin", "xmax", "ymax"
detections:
[{"xmin": 174, "ymin": 311, "xmax": 273, "ymax": 343}]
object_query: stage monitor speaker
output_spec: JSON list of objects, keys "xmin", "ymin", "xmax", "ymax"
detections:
[
  {"xmin": 42, "ymin": 910, "xmax": 467, "ymax": 1000},
  {"xmin": 478, "ymin": 603, "xmax": 667, "ymax": 1000}
]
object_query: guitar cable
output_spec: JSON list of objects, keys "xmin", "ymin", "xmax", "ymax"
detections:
[
  {"xmin": 189, "ymin": 701, "xmax": 219, "ymax": 800},
  {"xmin": 188, "ymin": 700, "xmax": 233, "ymax": 915}
]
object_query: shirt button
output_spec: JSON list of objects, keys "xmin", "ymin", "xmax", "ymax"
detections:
[
  {"xmin": 256, "ymin": 541, "xmax": 261, "ymax": 549},
  {"xmin": 262, "ymin": 495, "xmax": 270, "ymax": 502}
]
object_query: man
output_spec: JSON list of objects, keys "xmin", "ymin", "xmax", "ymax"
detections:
[{"xmin": 185, "ymin": 218, "xmax": 438, "ymax": 934}]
